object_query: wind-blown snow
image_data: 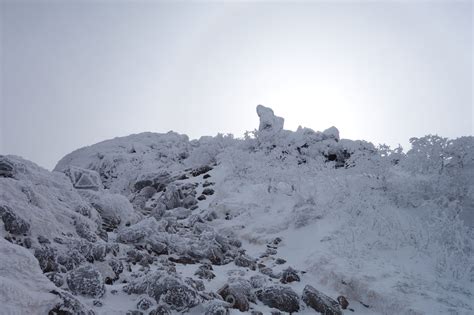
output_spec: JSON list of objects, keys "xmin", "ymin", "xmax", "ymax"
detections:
[{"xmin": 1, "ymin": 105, "xmax": 473, "ymax": 314}]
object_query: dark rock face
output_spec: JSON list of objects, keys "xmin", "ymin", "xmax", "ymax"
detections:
[
  {"xmin": 134, "ymin": 171, "xmax": 172, "ymax": 192},
  {"xmin": 38, "ymin": 235, "xmax": 51, "ymax": 244},
  {"xmin": 337, "ymin": 295, "xmax": 349, "ymax": 310},
  {"xmin": 0, "ymin": 205, "xmax": 30, "ymax": 235},
  {"xmin": 0, "ymin": 157, "xmax": 15, "ymax": 178},
  {"xmin": 93, "ymin": 300, "xmax": 103, "ymax": 307},
  {"xmin": 66, "ymin": 265, "xmax": 105, "ymax": 298},
  {"xmin": 302, "ymin": 285, "xmax": 342, "ymax": 315},
  {"xmin": 202, "ymin": 188, "xmax": 215, "ymax": 196},
  {"xmin": 202, "ymin": 181, "xmax": 214, "ymax": 188},
  {"xmin": 257, "ymin": 285, "xmax": 300, "ymax": 313},
  {"xmin": 280, "ymin": 267, "xmax": 300, "ymax": 284},
  {"xmin": 275, "ymin": 258, "xmax": 286, "ymax": 265},
  {"xmin": 191, "ymin": 165, "xmax": 213, "ymax": 177}
]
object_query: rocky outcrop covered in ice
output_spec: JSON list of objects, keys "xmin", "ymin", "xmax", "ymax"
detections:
[{"xmin": 1, "ymin": 105, "xmax": 473, "ymax": 314}]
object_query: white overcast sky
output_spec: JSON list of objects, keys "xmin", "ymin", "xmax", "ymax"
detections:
[{"xmin": 1, "ymin": 0, "xmax": 472, "ymax": 170}]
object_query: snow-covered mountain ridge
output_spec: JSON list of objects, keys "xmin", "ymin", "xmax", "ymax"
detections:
[{"xmin": 1, "ymin": 105, "xmax": 473, "ymax": 315}]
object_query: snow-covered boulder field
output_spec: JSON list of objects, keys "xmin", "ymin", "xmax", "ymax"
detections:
[{"xmin": 1, "ymin": 105, "xmax": 473, "ymax": 314}]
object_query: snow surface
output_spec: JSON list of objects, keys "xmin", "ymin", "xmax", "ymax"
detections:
[{"xmin": 1, "ymin": 105, "xmax": 473, "ymax": 314}]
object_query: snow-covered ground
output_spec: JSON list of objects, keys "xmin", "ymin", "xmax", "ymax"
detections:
[{"xmin": 1, "ymin": 105, "xmax": 472, "ymax": 314}]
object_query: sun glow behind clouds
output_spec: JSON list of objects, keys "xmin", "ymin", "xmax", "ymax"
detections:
[{"xmin": 2, "ymin": 1, "xmax": 472, "ymax": 169}]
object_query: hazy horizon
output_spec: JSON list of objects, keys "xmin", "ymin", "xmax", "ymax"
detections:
[{"xmin": 1, "ymin": 1, "xmax": 472, "ymax": 170}]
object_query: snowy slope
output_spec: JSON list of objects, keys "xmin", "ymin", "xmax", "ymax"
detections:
[{"xmin": 1, "ymin": 105, "xmax": 473, "ymax": 315}]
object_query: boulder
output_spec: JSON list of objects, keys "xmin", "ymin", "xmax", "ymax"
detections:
[
  {"xmin": 217, "ymin": 284, "xmax": 249, "ymax": 312},
  {"xmin": 302, "ymin": 285, "xmax": 342, "ymax": 315},
  {"xmin": 202, "ymin": 188, "xmax": 215, "ymax": 196},
  {"xmin": 234, "ymin": 254, "xmax": 257, "ymax": 270},
  {"xmin": 217, "ymin": 279, "xmax": 254, "ymax": 312},
  {"xmin": 45, "ymin": 272, "xmax": 64, "ymax": 287},
  {"xmin": 337, "ymin": 295, "xmax": 349, "ymax": 310},
  {"xmin": 147, "ymin": 238, "xmax": 168, "ymax": 256},
  {"xmin": 48, "ymin": 290, "xmax": 94, "ymax": 315},
  {"xmin": 191, "ymin": 165, "xmax": 213, "ymax": 177},
  {"xmin": 66, "ymin": 265, "xmax": 105, "ymax": 298},
  {"xmin": 149, "ymin": 305, "xmax": 171, "ymax": 315},
  {"xmin": 161, "ymin": 185, "xmax": 182, "ymax": 210},
  {"xmin": 257, "ymin": 285, "xmax": 300, "ymax": 313},
  {"xmin": 75, "ymin": 222, "xmax": 97, "ymax": 242},
  {"xmin": 108, "ymin": 258, "xmax": 124, "ymax": 280},
  {"xmin": 38, "ymin": 235, "xmax": 50, "ymax": 244},
  {"xmin": 280, "ymin": 267, "xmax": 300, "ymax": 284},
  {"xmin": 57, "ymin": 250, "xmax": 86, "ymax": 271},
  {"xmin": 148, "ymin": 276, "xmax": 200, "ymax": 311},
  {"xmin": 34, "ymin": 247, "xmax": 59, "ymax": 273},
  {"xmin": 0, "ymin": 205, "xmax": 30, "ymax": 235},
  {"xmin": 137, "ymin": 296, "xmax": 154, "ymax": 310},
  {"xmin": 63, "ymin": 165, "xmax": 102, "ymax": 190},
  {"xmin": 182, "ymin": 195, "xmax": 198, "ymax": 209},
  {"xmin": 322, "ymin": 126, "xmax": 340, "ymax": 141},
  {"xmin": 134, "ymin": 171, "xmax": 172, "ymax": 192},
  {"xmin": 204, "ymin": 300, "xmax": 230, "ymax": 315},
  {"xmin": 249, "ymin": 275, "xmax": 268, "ymax": 289},
  {"xmin": 256, "ymin": 105, "xmax": 284, "ymax": 138},
  {"xmin": 117, "ymin": 218, "xmax": 158, "ymax": 244},
  {"xmin": 184, "ymin": 277, "xmax": 205, "ymax": 291},
  {"xmin": 165, "ymin": 207, "xmax": 192, "ymax": 220},
  {"xmin": 195, "ymin": 264, "xmax": 216, "ymax": 280}
]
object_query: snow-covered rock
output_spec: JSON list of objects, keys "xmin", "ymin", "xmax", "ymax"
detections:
[
  {"xmin": 62, "ymin": 165, "xmax": 103, "ymax": 191},
  {"xmin": 0, "ymin": 238, "xmax": 59, "ymax": 314},
  {"xmin": 0, "ymin": 156, "xmax": 15, "ymax": 178},
  {"xmin": 302, "ymin": 285, "xmax": 342, "ymax": 315},
  {"xmin": 66, "ymin": 264, "xmax": 105, "ymax": 298},
  {"xmin": 256, "ymin": 285, "xmax": 300, "ymax": 313},
  {"xmin": 1, "ymin": 105, "xmax": 473, "ymax": 315},
  {"xmin": 256, "ymin": 105, "xmax": 284, "ymax": 139}
]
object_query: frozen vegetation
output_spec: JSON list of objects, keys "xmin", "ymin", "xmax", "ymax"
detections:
[{"xmin": 1, "ymin": 105, "xmax": 473, "ymax": 314}]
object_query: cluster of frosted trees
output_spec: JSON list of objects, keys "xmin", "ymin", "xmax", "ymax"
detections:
[{"xmin": 204, "ymin": 132, "xmax": 473, "ymax": 282}]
